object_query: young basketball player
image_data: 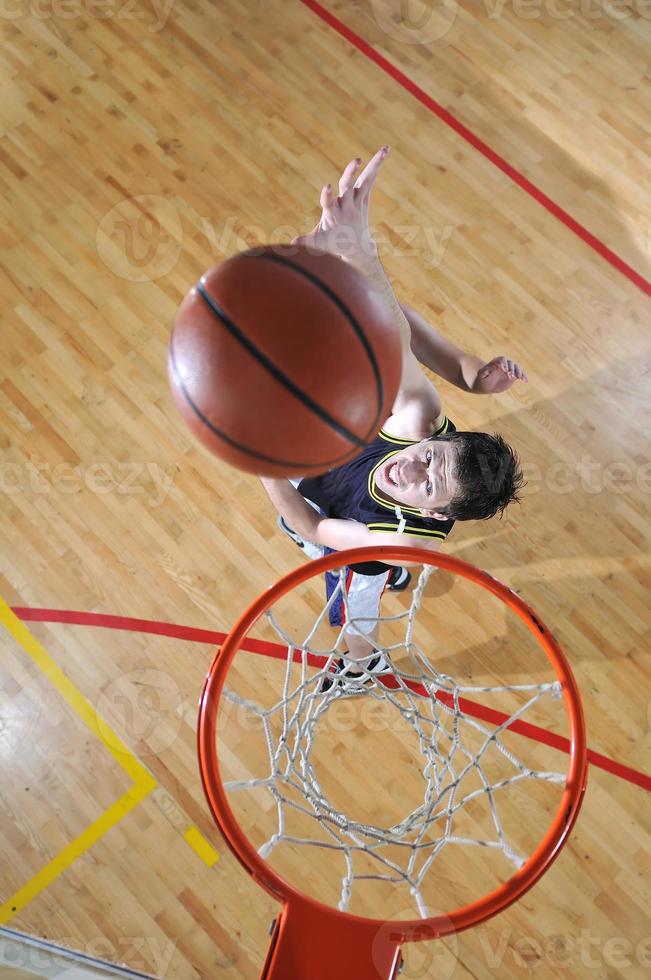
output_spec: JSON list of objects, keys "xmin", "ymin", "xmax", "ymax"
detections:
[{"xmin": 261, "ymin": 147, "xmax": 527, "ymax": 690}]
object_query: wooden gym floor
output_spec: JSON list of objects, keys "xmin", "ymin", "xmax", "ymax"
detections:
[{"xmin": 1, "ymin": 0, "xmax": 650, "ymax": 977}]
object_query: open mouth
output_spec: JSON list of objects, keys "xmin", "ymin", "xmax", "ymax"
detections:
[{"xmin": 385, "ymin": 460, "xmax": 399, "ymax": 488}]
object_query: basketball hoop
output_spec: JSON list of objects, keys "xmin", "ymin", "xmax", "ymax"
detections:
[{"xmin": 198, "ymin": 548, "xmax": 587, "ymax": 979}]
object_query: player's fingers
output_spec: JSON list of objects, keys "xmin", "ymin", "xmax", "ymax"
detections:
[
  {"xmin": 339, "ymin": 157, "xmax": 362, "ymax": 196},
  {"xmin": 353, "ymin": 145, "xmax": 390, "ymax": 198},
  {"xmin": 320, "ymin": 183, "xmax": 334, "ymax": 211}
]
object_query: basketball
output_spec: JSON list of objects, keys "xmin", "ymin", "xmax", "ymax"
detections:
[{"xmin": 167, "ymin": 245, "xmax": 402, "ymax": 477}]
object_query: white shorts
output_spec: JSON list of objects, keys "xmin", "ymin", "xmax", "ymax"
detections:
[
  {"xmin": 288, "ymin": 479, "xmax": 390, "ymax": 639},
  {"xmin": 338, "ymin": 566, "xmax": 391, "ymax": 638}
]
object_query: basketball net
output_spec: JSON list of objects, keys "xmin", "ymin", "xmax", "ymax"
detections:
[{"xmin": 220, "ymin": 562, "xmax": 566, "ymax": 919}]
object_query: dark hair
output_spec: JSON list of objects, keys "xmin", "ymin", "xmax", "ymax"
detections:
[{"xmin": 431, "ymin": 431, "xmax": 524, "ymax": 521}]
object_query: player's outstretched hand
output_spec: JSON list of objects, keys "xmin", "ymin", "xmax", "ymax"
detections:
[
  {"xmin": 472, "ymin": 356, "xmax": 528, "ymax": 394},
  {"xmin": 292, "ymin": 146, "xmax": 390, "ymax": 270}
]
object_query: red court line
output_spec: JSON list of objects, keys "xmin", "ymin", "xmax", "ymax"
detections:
[
  {"xmin": 12, "ymin": 607, "xmax": 650, "ymax": 793},
  {"xmin": 298, "ymin": 0, "xmax": 651, "ymax": 298}
]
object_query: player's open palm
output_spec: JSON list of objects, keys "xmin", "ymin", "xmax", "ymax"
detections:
[
  {"xmin": 292, "ymin": 146, "xmax": 390, "ymax": 269},
  {"xmin": 473, "ymin": 356, "xmax": 528, "ymax": 394}
]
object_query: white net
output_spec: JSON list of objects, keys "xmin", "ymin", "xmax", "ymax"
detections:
[{"xmin": 219, "ymin": 563, "xmax": 568, "ymax": 920}]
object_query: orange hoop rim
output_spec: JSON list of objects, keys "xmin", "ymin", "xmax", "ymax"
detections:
[{"xmin": 197, "ymin": 547, "xmax": 588, "ymax": 943}]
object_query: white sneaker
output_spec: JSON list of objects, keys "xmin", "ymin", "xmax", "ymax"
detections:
[
  {"xmin": 319, "ymin": 651, "xmax": 392, "ymax": 693},
  {"xmin": 351, "ymin": 651, "xmax": 393, "ymax": 676},
  {"xmin": 277, "ymin": 516, "xmax": 323, "ymax": 560}
]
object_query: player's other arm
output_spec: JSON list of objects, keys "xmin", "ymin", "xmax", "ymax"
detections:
[
  {"xmin": 315, "ymin": 517, "xmax": 442, "ymax": 567},
  {"xmin": 354, "ymin": 256, "xmax": 528, "ymax": 413},
  {"xmin": 352, "ymin": 216, "xmax": 527, "ymax": 400},
  {"xmin": 260, "ymin": 478, "xmax": 323, "ymax": 543},
  {"xmin": 350, "ymin": 258, "xmax": 527, "ymax": 399},
  {"xmin": 401, "ymin": 303, "xmax": 528, "ymax": 395},
  {"xmin": 260, "ymin": 478, "xmax": 440, "ymax": 567}
]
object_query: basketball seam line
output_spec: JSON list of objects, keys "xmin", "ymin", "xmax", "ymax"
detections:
[
  {"xmin": 246, "ymin": 250, "xmax": 385, "ymax": 438},
  {"xmin": 196, "ymin": 280, "xmax": 372, "ymax": 449},
  {"xmin": 168, "ymin": 337, "xmax": 366, "ymax": 470}
]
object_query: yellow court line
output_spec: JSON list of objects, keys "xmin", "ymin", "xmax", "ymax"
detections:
[
  {"xmin": 183, "ymin": 826, "xmax": 220, "ymax": 867},
  {"xmin": 0, "ymin": 782, "xmax": 154, "ymax": 922},
  {"xmin": 0, "ymin": 595, "xmax": 157, "ymax": 923},
  {"xmin": 0, "ymin": 598, "xmax": 151, "ymax": 784}
]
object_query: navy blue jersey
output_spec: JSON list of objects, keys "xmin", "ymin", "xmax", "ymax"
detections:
[{"xmin": 298, "ymin": 416, "xmax": 456, "ymax": 573}]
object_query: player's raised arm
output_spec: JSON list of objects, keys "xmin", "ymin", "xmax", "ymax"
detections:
[
  {"xmin": 292, "ymin": 147, "xmax": 429, "ymax": 403},
  {"xmin": 292, "ymin": 148, "xmax": 410, "ymax": 342}
]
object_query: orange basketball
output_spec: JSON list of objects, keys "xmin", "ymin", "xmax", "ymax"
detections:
[{"xmin": 167, "ymin": 245, "xmax": 402, "ymax": 477}]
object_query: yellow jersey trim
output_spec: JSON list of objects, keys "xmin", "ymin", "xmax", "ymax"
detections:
[
  {"xmin": 377, "ymin": 429, "xmax": 417, "ymax": 446},
  {"xmin": 368, "ymin": 524, "xmax": 448, "ymax": 539},
  {"xmin": 368, "ymin": 417, "xmax": 450, "ymax": 516},
  {"xmin": 378, "ymin": 415, "xmax": 449, "ymax": 445}
]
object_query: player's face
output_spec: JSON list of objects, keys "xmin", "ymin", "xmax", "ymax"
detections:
[{"xmin": 375, "ymin": 439, "xmax": 459, "ymax": 517}]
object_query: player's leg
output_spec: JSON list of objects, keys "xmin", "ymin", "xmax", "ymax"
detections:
[{"xmin": 318, "ymin": 569, "xmax": 396, "ymax": 693}]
